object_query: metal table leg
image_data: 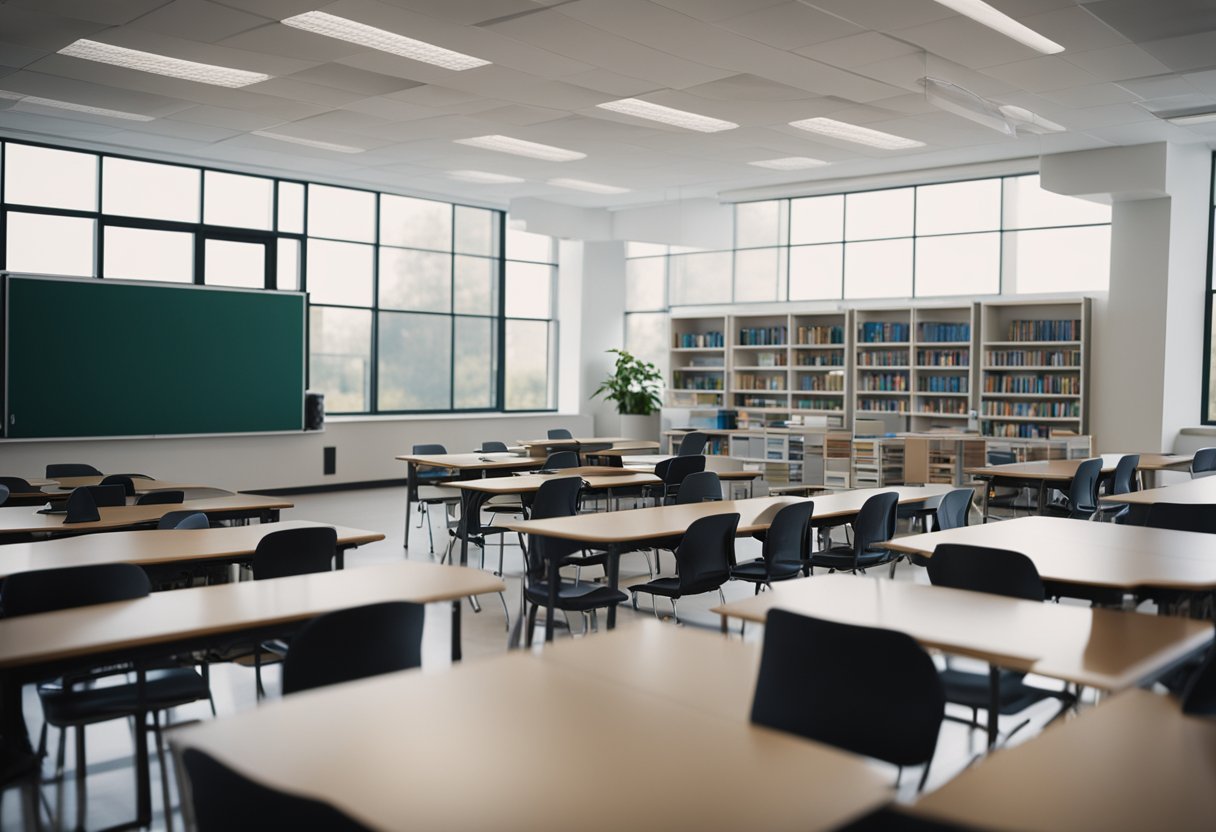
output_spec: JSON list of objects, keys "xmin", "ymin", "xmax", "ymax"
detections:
[
  {"xmin": 403, "ymin": 462, "xmax": 416, "ymax": 551},
  {"xmin": 451, "ymin": 600, "xmax": 462, "ymax": 662}
]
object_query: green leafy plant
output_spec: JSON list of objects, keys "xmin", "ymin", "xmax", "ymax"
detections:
[{"xmin": 592, "ymin": 349, "xmax": 663, "ymax": 415}]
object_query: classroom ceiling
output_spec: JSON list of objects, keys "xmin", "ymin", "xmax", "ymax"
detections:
[{"xmin": 1, "ymin": 0, "xmax": 1215, "ymax": 210}]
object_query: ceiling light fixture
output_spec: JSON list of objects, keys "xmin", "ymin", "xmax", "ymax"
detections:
[
  {"xmin": 252, "ymin": 131, "xmax": 365, "ymax": 153},
  {"xmin": 921, "ymin": 76, "xmax": 1013, "ymax": 135},
  {"xmin": 931, "ymin": 0, "xmax": 1064, "ymax": 54},
  {"xmin": 455, "ymin": 135, "xmax": 586, "ymax": 161},
  {"xmin": 548, "ymin": 178, "xmax": 631, "ymax": 194},
  {"xmin": 748, "ymin": 156, "xmax": 829, "ymax": 170},
  {"xmin": 788, "ymin": 117, "xmax": 925, "ymax": 150},
  {"xmin": 448, "ymin": 170, "xmax": 525, "ymax": 184},
  {"xmin": 1156, "ymin": 108, "xmax": 1216, "ymax": 126},
  {"xmin": 0, "ymin": 90, "xmax": 155, "ymax": 121},
  {"xmin": 58, "ymin": 39, "xmax": 270, "ymax": 88},
  {"xmin": 282, "ymin": 11, "xmax": 490, "ymax": 71},
  {"xmin": 998, "ymin": 104, "xmax": 1065, "ymax": 134},
  {"xmin": 596, "ymin": 98, "xmax": 737, "ymax": 132}
]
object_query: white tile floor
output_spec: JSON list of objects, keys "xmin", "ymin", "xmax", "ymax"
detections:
[{"xmin": 3, "ymin": 487, "xmax": 1087, "ymax": 830}]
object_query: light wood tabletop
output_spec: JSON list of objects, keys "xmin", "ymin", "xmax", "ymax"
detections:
[
  {"xmin": 965, "ymin": 452, "xmax": 1192, "ymax": 481},
  {"xmin": 171, "ymin": 625, "xmax": 889, "ymax": 832},
  {"xmin": 0, "ymin": 493, "xmax": 293, "ymax": 536},
  {"xmin": 1101, "ymin": 474, "xmax": 1216, "ymax": 506},
  {"xmin": 883, "ymin": 516, "xmax": 1216, "ymax": 591},
  {"xmin": 0, "ymin": 560, "xmax": 504, "ymax": 672},
  {"xmin": 46, "ymin": 476, "xmax": 219, "ymax": 493},
  {"xmin": 911, "ymin": 689, "xmax": 1216, "ymax": 832},
  {"xmin": 711, "ymin": 574, "xmax": 1212, "ymax": 691},
  {"xmin": 394, "ymin": 451, "xmax": 541, "ymax": 471},
  {"xmin": 451, "ymin": 469, "xmax": 661, "ymax": 494},
  {"xmin": 0, "ymin": 520, "xmax": 384, "ymax": 578},
  {"xmin": 515, "ymin": 435, "xmax": 634, "ymax": 448}
]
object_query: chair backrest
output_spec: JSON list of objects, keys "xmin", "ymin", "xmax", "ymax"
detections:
[
  {"xmin": 282, "ymin": 602, "xmax": 424, "ymax": 696},
  {"xmin": 934, "ymin": 488, "xmax": 973, "ymax": 531},
  {"xmin": 674, "ymin": 513, "xmax": 739, "ymax": 595},
  {"xmin": 159, "ymin": 511, "xmax": 209, "ymax": 530},
  {"xmin": 413, "ymin": 444, "xmax": 446, "ymax": 455},
  {"xmin": 659, "ymin": 454, "xmax": 706, "ymax": 486},
  {"xmin": 852, "ymin": 492, "xmax": 899, "ymax": 557},
  {"xmin": 927, "ymin": 544, "xmax": 1045, "ymax": 601},
  {"xmin": 547, "ymin": 428, "xmax": 573, "ymax": 440},
  {"xmin": 100, "ymin": 474, "xmax": 136, "ymax": 497},
  {"xmin": 677, "ymin": 432, "xmax": 708, "ymax": 456},
  {"xmin": 411, "ymin": 444, "xmax": 448, "ymax": 482},
  {"xmin": 1181, "ymin": 645, "xmax": 1216, "ymax": 716},
  {"xmin": 524, "ymin": 477, "xmax": 584, "ymax": 581},
  {"xmin": 544, "ymin": 450, "xmax": 580, "ymax": 470},
  {"xmin": 64, "ymin": 487, "xmax": 100, "ymax": 524},
  {"xmin": 137, "ymin": 490, "xmax": 184, "ymax": 506},
  {"xmin": 1068, "ymin": 458, "xmax": 1103, "ymax": 515},
  {"xmin": 1, "ymin": 562, "xmax": 150, "ymax": 617},
  {"xmin": 46, "ymin": 463, "xmax": 103, "ymax": 478},
  {"xmin": 1111, "ymin": 454, "xmax": 1139, "ymax": 495},
  {"xmin": 252, "ymin": 527, "xmax": 337, "ymax": 580},
  {"xmin": 82, "ymin": 484, "xmax": 126, "ymax": 507},
  {"xmin": 675, "ymin": 471, "xmax": 721, "ymax": 505},
  {"xmin": 987, "ymin": 450, "xmax": 1016, "ymax": 466},
  {"xmin": 181, "ymin": 748, "xmax": 372, "ymax": 832},
  {"xmin": 1146, "ymin": 503, "xmax": 1216, "ymax": 535},
  {"xmin": 0, "ymin": 476, "xmax": 35, "ymax": 494},
  {"xmin": 1191, "ymin": 447, "xmax": 1216, "ymax": 476},
  {"xmin": 479, "ymin": 441, "xmax": 509, "ymax": 453},
  {"xmin": 0, "ymin": 484, "xmax": 8, "ymax": 507},
  {"xmin": 751, "ymin": 609, "xmax": 944, "ymax": 767},
  {"xmin": 763, "ymin": 501, "xmax": 814, "ymax": 571}
]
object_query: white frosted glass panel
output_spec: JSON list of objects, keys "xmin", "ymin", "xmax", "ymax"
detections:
[
  {"xmin": 915, "ymin": 233, "xmax": 1000, "ymax": 297},
  {"xmin": 204, "ymin": 171, "xmax": 273, "ymax": 230},
  {"xmin": 6, "ymin": 212, "xmax": 94, "ymax": 277},
  {"xmin": 625, "ymin": 242, "xmax": 667, "ymax": 258},
  {"xmin": 103, "ymin": 226, "xmax": 193, "ymax": 283},
  {"xmin": 455, "ymin": 205, "xmax": 497, "ymax": 255},
  {"xmin": 204, "ymin": 238, "xmax": 265, "ymax": 288},
  {"xmin": 1005, "ymin": 226, "xmax": 1111, "ymax": 293},
  {"xmin": 626, "ymin": 256, "xmax": 666, "ymax": 311},
  {"xmin": 4, "ymin": 144, "xmax": 96, "ymax": 210},
  {"xmin": 378, "ymin": 247, "xmax": 451, "ymax": 312},
  {"xmin": 308, "ymin": 184, "xmax": 375, "ymax": 242},
  {"xmin": 278, "ymin": 182, "xmax": 304, "ymax": 233},
  {"xmin": 455, "ymin": 256, "xmax": 497, "ymax": 315},
  {"xmin": 669, "ymin": 251, "xmax": 731, "ymax": 305},
  {"xmin": 103, "ymin": 157, "xmax": 199, "ymax": 222},
  {"xmin": 735, "ymin": 200, "xmax": 783, "ymax": 248},
  {"xmin": 306, "ymin": 239, "xmax": 373, "ymax": 306},
  {"xmin": 916, "ymin": 179, "xmax": 1001, "ymax": 235},
  {"xmin": 505, "ymin": 261, "xmax": 553, "ymax": 318},
  {"xmin": 378, "ymin": 312, "xmax": 451, "ymax": 410},
  {"xmin": 454, "ymin": 316, "xmax": 497, "ymax": 409},
  {"xmin": 309, "ymin": 306, "xmax": 371, "ymax": 412},
  {"xmin": 844, "ymin": 238, "xmax": 913, "ymax": 299},
  {"xmin": 277, "ymin": 238, "xmax": 300, "ymax": 290},
  {"xmin": 380, "ymin": 194, "xmax": 451, "ymax": 250},
  {"xmin": 505, "ymin": 319, "xmax": 553, "ymax": 409},
  {"xmin": 845, "ymin": 188, "xmax": 913, "ymax": 241},
  {"xmin": 734, "ymin": 247, "xmax": 786, "ymax": 302},
  {"xmin": 625, "ymin": 312, "xmax": 669, "ymax": 378},
  {"xmin": 789, "ymin": 244, "xmax": 843, "ymax": 300},
  {"xmin": 1003, "ymin": 175, "xmax": 1111, "ymax": 229},
  {"xmin": 507, "ymin": 228, "xmax": 554, "ymax": 262},
  {"xmin": 790, "ymin": 195, "xmax": 843, "ymax": 245}
]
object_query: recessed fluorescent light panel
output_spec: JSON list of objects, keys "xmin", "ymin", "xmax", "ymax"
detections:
[
  {"xmin": 58, "ymin": 39, "xmax": 270, "ymax": 88},
  {"xmin": 1153, "ymin": 106, "xmax": 1216, "ymax": 126},
  {"xmin": 788, "ymin": 117, "xmax": 925, "ymax": 150},
  {"xmin": 596, "ymin": 98, "xmax": 737, "ymax": 132},
  {"xmin": 282, "ymin": 12, "xmax": 489, "ymax": 71},
  {"xmin": 748, "ymin": 157, "xmax": 828, "ymax": 170},
  {"xmin": 455, "ymin": 135, "xmax": 586, "ymax": 161},
  {"xmin": 252, "ymin": 131, "xmax": 364, "ymax": 154},
  {"xmin": 931, "ymin": 0, "xmax": 1064, "ymax": 54},
  {"xmin": 0, "ymin": 90, "xmax": 154, "ymax": 121},
  {"xmin": 448, "ymin": 170, "xmax": 525, "ymax": 184},
  {"xmin": 548, "ymin": 178, "xmax": 630, "ymax": 194}
]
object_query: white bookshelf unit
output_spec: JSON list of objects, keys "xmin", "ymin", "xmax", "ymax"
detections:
[
  {"xmin": 668, "ymin": 315, "xmax": 728, "ymax": 409},
  {"xmin": 910, "ymin": 304, "xmax": 977, "ymax": 433},
  {"xmin": 979, "ymin": 298, "xmax": 1089, "ymax": 439},
  {"xmin": 791, "ymin": 311, "xmax": 850, "ymax": 423},
  {"xmin": 731, "ymin": 313, "xmax": 791, "ymax": 418},
  {"xmin": 853, "ymin": 308, "xmax": 912, "ymax": 426}
]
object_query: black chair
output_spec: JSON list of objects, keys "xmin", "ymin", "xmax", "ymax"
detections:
[
  {"xmin": 479, "ymin": 441, "xmax": 509, "ymax": 453},
  {"xmin": 411, "ymin": 443, "xmax": 460, "ymax": 555},
  {"xmin": 45, "ymin": 463, "xmax": 103, "ymax": 478},
  {"xmin": 523, "ymin": 478, "xmax": 627, "ymax": 645},
  {"xmin": 100, "ymin": 474, "xmax": 136, "ymax": 497},
  {"xmin": 181, "ymin": 748, "xmax": 372, "ymax": 832},
  {"xmin": 137, "ymin": 490, "xmax": 184, "ymax": 506},
  {"xmin": 732, "ymin": 501, "xmax": 814, "ymax": 592},
  {"xmin": 1180, "ymin": 645, "xmax": 1216, "ymax": 716},
  {"xmin": 281, "ymin": 602, "xmax": 424, "ymax": 695},
  {"xmin": 1191, "ymin": 447, "xmax": 1216, "ymax": 478},
  {"xmin": 677, "ymin": 431, "xmax": 708, "ymax": 456},
  {"xmin": 1146, "ymin": 502, "xmax": 1216, "ymax": 534},
  {"xmin": 806, "ymin": 491, "xmax": 899, "ymax": 574},
  {"xmin": 82, "ymin": 484, "xmax": 126, "ymax": 507},
  {"xmin": 547, "ymin": 428, "xmax": 573, "ymax": 440},
  {"xmin": 64, "ymin": 487, "xmax": 100, "ymax": 524},
  {"xmin": 629, "ymin": 513, "xmax": 739, "ymax": 622},
  {"xmin": 676, "ymin": 470, "xmax": 721, "ymax": 503},
  {"xmin": 0, "ymin": 564, "xmax": 210, "ymax": 829},
  {"xmin": 158, "ymin": 510, "xmax": 210, "ymax": 530},
  {"xmin": 0, "ymin": 476, "xmax": 43, "ymax": 507},
  {"xmin": 927, "ymin": 544, "xmax": 1072, "ymax": 743},
  {"xmin": 751, "ymin": 609, "xmax": 944, "ymax": 792},
  {"xmin": 650, "ymin": 454, "xmax": 707, "ymax": 505},
  {"xmin": 1044, "ymin": 457, "xmax": 1101, "ymax": 519},
  {"xmin": 543, "ymin": 450, "xmax": 580, "ymax": 470},
  {"xmin": 935, "ymin": 488, "xmax": 974, "ymax": 531},
  {"xmin": 0, "ymin": 484, "xmax": 8, "ymax": 507},
  {"xmin": 1095, "ymin": 454, "xmax": 1139, "ymax": 523}
]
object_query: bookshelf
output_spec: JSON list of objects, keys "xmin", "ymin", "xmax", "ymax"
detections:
[
  {"xmin": 853, "ymin": 308, "xmax": 912, "ymax": 425},
  {"xmin": 669, "ymin": 315, "xmax": 728, "ymax": 408},
  {"xmin": 979, "ymin": 299, "xmax": 1089, "ymax": 439},
  {"xmin": 791, "ymin": 311, "xmax": 850, "ymax": 422},
  {"xmin": 910, "ymin": 304, "xmax": 977, "ymax": 433},
  {"xmin": 731, "ymin": 313, "xmax": 791, "ymax": 416}
]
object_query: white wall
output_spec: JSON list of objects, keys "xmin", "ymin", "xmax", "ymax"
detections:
[{"xmin": 578, "ymin": 240, "xmax": 629, "ymax": 434}]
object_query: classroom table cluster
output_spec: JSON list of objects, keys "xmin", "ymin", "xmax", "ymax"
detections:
[{"xmin": 1, "ymin": 436, "xmax": 1213, "ymax": 831}]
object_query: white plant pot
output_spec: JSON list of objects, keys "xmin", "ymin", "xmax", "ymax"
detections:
[{"xmin": 619, "ymin": 413, "xmax": 660, "ymax": 442}]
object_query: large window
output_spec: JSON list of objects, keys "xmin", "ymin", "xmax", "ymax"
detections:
[
  {"xmin": 0, "ymin": 140, "xmax": 559, "ymax": 415},
  {"xmin": 635, "ymin": 174, "xmax": 1111, "ymax": 307}
]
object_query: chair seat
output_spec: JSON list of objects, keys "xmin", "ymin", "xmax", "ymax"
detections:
[
  {"xmin": 524, "ymin": 582, "xmax": 627, "ymax": 612},
  {"xmin": 806, "ymin": 545, "xmax": 894, "ymax": 571},
  {"xmin": 939, "ymin": 668, "xmax": 1060, "ymax": 715},
  {"xmin": 39, "ymin": 668, "xmax": 209, "ymax": 727},
  {"xmin": 629, "ymin": 577, "xmax": 681, "ymax": 598},
  {"xmin": 730, "ymin": 559, "xmax": 802, "ymax": 583}
]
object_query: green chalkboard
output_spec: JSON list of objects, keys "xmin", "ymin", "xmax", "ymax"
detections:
[{"xmin": 4, "ymin": 276, "xmax": 305, "ymax": 438}]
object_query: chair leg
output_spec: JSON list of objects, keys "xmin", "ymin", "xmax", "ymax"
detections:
[
  {"xmin": 670, "ymin": 598, "xmax": 679, "ymax": 624},
  {"xmin": 74, "ymin": 726, "xmax": 86, "ymax": 832},
  {"xmin": 525, "ymin": 603, "xmax": 538, "ymax": 648},
  {"xmin": 718, "ymin": 587, "xmax": 727, "ymax": 607},
  {"xmin": 917, "ymin": 751, "xmax": 936, "ymax": 793},
  {"xmin": 254, "ymin": 648, "xmax": 265, "ymax": 701},
  {"xmin": 590, "ymin": 609, "xmax": 598, "ymax": 632},
  {"xmin": 496, "ymin": 592, "xmax": 511, "ymax": 632},
  {"xmin": 153, "ymin": 711, "xmax": 174, "ymax": 832},
  {"xmin": 754, "ymin": 582, "xmax": 761, "ymax": 595}
]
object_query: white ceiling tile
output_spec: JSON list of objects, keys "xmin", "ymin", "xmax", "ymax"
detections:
[
  {"xmin": 1061, "ymin": 43, "xmax": 1172, "ymax": 82},
  {"xmin": 0, "ymin": 69, "xmax": 190, "ymax": 116},
  {"xmin": 334, "ymin": 96, "xmax": 444, "ymax": 120},
  {"xmin": 1038, "ymin": 82, "xmax": 1141, "ymax": 108},
  {"xmin": 1181, "ymin": 68, "xmax": 1216, "ymax": 95},
  {"xmin": 376, "ymin": 0, "xmax": 546, "ymax": 25},
  {"xmin": 287, "ymin": 63, "xmax": 422, "ymax": 95},
  {"xmin": 562, "ymin": 68, "xmax": 659, "ymax": 97},
  {"xmin": 470, "ymin": 103, "xmax": 569, "ymax": 125},
  {"xmin": 6, "ymin": 0, "xmax": 171, "ymax": 26},
  {"xmin": 682, "ymin": 73, "xmax": 822, "ymax": 102},
  {"xmin": 289, "ymin": 109, "xmax": 397, "ymax": 132},
  {"xmin": 795, "ymin": 32, "xmax": 921, "ymax": 69},
  {"xmin": 0, "ymin": 5, "xmax": 110, "ymax": 51},
  {"xmin": 651, "ymin": 0, "xmax": 789, "ymax": 23},
  {"xmin": 1115, "ymin": 73, "xmax": 1200, "ymax": 99},
  {"xmin": 218, "ymin": 23, "xmax": 371, "ymax": 62},
  {"xmin": 1015, "ymin": 5, "xmax": 1128, "ymax": 51},
  {"xmin": 1052, "ymin": 101, "xmax": 1157, "ymax": 129},
  {"xmin": 1134, "ymin": 92, "xmax": 1216, "ymax": 114},
  {"xmin": 893, "ymin": 16, "xmax": 1048, "ymax": 69},
  {"xmin": 128, "ymin": 1, "xmax": 273, "ymax": 43},
  {"xmin": 0, "ymin": 109, "xmax": 126, "ymax": 138},
  {"xmin": 202, "ymin": 0, "xmax": 322, "ymax": 19},
  {"xmin": 1081, "ymin": 0, "xmax": 1216, "ymax": 44},
  {"xmin": 123, "ymin": 117, "xmax": 242, "ymax": 142},
  {"xmin": 1140, "ymin": 30, "xmax": 1216, "ymax": 72},
  {"xmin": 167, "ymin": 103, "xmax": 293, "ymax": 130},
  {"xmin": 0, "ymin": 42, "xmax": 52, "ymax": 70},
  {"xmin": 866, "ymin": 92, "xmax": 940, "ymax": 115},
  {"xmin": 804, "ymin": 0, "xmax": 956, "ymax": 31},
  {"xmin": 93, "ymin": 27, "xmax": 317, "ymax": 76},
  {"xmin": 714, "ymin": 2, "xmax": 864, "ymax": 51},
  {"xmin": 1084, "ymin": 119, "xmax": 1199, "ymax": 145},
  {"xmin": 244, "ymin": 76, "xmax": 369, "ymax": 106},
  {"xmin": 982, "ymin": 55, "xmax": 1101, "ymax": 92},
  {"xmin": 25, "ymin": 53, "xmax": 259, "ymax": 106}
]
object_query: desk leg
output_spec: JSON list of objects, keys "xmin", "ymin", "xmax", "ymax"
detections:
[
  {"xmin": 336, "ymin": 546, "xmax": 347, "ymax": 570},
  {"xmin": 403, "ymin": 462, "xmax": 415, "ymax": 551},
  {"xmin": 719, "ymin": 614, "xmax": 728, "ymax": 635},
  {"xmin": 606, "ymin": 542, "xmax": 621, "ymax": 630},
  {"xmin": 451, "ymin": 600, "xmax": 462, "ymax": 663},
  {"xmin": 982, "ymin": 478, "xmax": 991, "ymax": 524},
  {"xmin": 1036, "ymin": 483, "xmax": 1048, "ymax": 515},
  {"xmin": 135, "ymin": 670, "xmax": 152, "ymax": 827},
  {"xmin": 987, "ymin": 665, "xmax": 1000, "ymax": 750}
]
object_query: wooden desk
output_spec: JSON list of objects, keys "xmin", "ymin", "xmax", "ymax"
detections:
[
  {"xmin": 712, "ymin": 574, "xmax": 1212, "ymax": 747},
  {"xmin": 395, "ymin": 452, "xmax": 541, "ymax": 550},
  {"xmin": 47, "ymin": 475, "xmax": 218, "ymax": 493},
  {"xmin": 0, "ymin": 493, "xmax": 293, "ymax": 538},
  {"xmin": 883, "ymin": 515, "xmax": 1216, "ymax": 592},
  {"xmin": 502, "ymin": 486, "xmax": 952, "ymax": 634},
  {"xmin": 911, "ymin": 689, "xmax": 1216, "ymax": 832},
  {"xmin": 1102, "ymin": 474, "xmax": 1216, "ymax": 507},
  {"xmin": 515, "ymin": 436, "xmax": 636, "ymax": 456},
  {"xmin": 171, "ymin": 625, "xmax": 889, "ymax": 832},
  {"xmin": 0, "ymin": 520, "xmax": 384, "ymax": 577}
]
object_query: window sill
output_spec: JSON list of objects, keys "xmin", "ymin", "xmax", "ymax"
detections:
[{"xmin": 326, "ymin": 411, "xmax": 570, "ymax": 424}]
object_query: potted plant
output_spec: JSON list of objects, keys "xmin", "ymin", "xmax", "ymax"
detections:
[{"xmin": 591, "ymin": 349, "xmax": 663, "ymax": 440}]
